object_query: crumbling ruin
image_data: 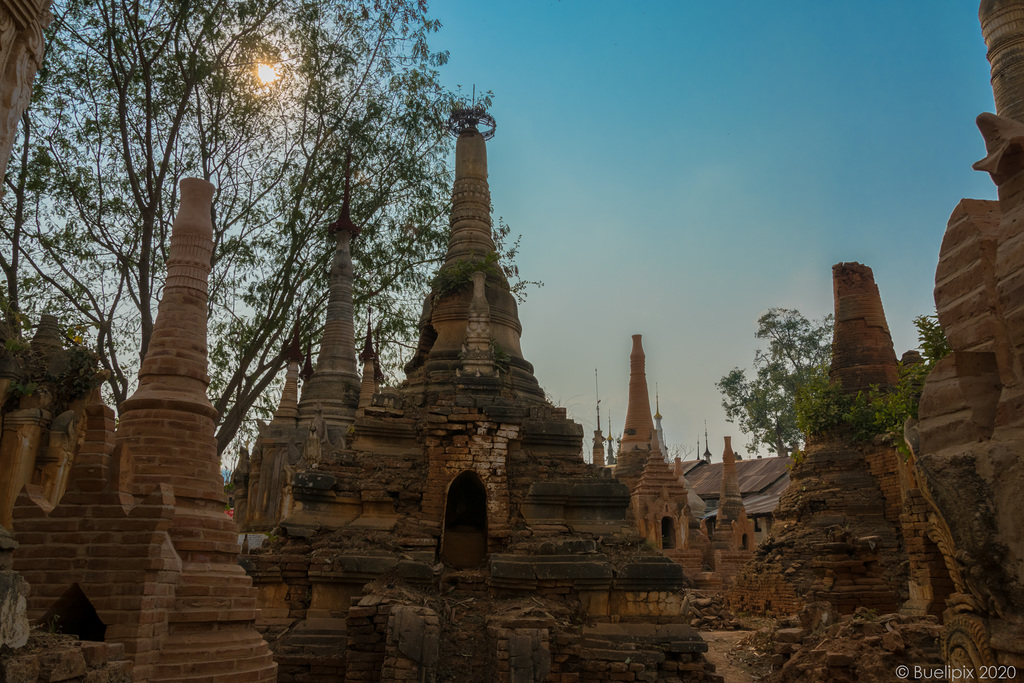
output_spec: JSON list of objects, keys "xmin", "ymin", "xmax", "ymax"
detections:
[
  {"xmin": 9, "ymin": 179, "xmax": 277, "ymax": 681},
  {"xmin": 239, "ymin": 108, "xmax": 721, "ymax": 681},
  {"xmin": 726, "ymin": 262, "xmax": 908, "ymax": 617},
  {"xmin": 899, "ymin": 0, "xmax": 1024, "ymax": 672}
]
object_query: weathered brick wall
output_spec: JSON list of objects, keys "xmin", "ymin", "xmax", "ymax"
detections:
[
  {"xmin": 420, "ymin": 402, "xmax": 516, "ymax": 548},
  {"xmin": 344, "ymin": 594, "xmax": 390, "ymax": 682},
  {"xmin": 726, "ymin": 565, "xmax": 803, "ymax": 616},
  {"xmin": 712, "ymin": 549, "xmax": 754, "ymax": 588},
  {"xmin": 0, "ymin": 638, "xmax": 133, "ymax": 682},
  {"xmin": 900, "ymin": 483, "xmax": 955, "ymax": 617},
  {"xmin": 862, "ymin": 443, "xmax": 903, "ymax": 525}
]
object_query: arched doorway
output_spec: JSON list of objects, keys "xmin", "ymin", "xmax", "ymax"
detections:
[
  {"xmin": 661, "ymin": 516, "xmax": 676, "ymax": 549},
  {"xmin": 440, "ymin": 471, "xmax": 488, "ymax": 568}
]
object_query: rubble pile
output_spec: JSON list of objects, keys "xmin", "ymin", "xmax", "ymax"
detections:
[{"xmin": 752, "ymin": 604, "xmax": 944, "ymax": 682}]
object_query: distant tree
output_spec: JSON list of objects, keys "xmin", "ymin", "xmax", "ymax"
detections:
[
  {"xmin": 716, "ymin": 308, "xmax": 833, "ymax": 458},
  {"xmin": 1, "ymin": 0, "xmax": 459, "ymax": 454}
]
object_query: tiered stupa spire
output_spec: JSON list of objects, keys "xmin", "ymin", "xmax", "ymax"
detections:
[
  {"xmin": 405, "ymin": 104, "xmax": 544, "ymax": 400},
  {"xmin": 614, "ymin": 334, "xmax": 656, "ymax": 487},
  {"xmin": 711, "ymin": 436, "xmax": 746, "ymax": 550},
  {"xmin": 116, "ymin": 178, "xmax": 276, "ymax": 680},
  {"xmin": 272, "ymin": 320, "xmax": 303, "ymax": 423},
  {"xmin": 299, "ymin": 162, "xmax": 361, "ymax": 422}
]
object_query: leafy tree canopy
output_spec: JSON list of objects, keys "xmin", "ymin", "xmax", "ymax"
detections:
[
  {"xmin": 716, "ymin": 308, "xmax": 833, "ymax": 458},
  {"xmin": 1, "ymin": 0, "xmax": 477, "ymax": 454}
]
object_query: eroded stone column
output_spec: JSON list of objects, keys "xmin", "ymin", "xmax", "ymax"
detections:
[{"xmin": 830, "ymin": 262, "xmax": 899, "ymax": 395}]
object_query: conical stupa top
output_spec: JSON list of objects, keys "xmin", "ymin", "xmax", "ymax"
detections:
[
  {"xmin": 443, "ymin": 106, "xmax": 500, "ymax": 269},
  {"xmin": 285, "ymin": 319, "xmax": 303, "ymax": 363},
  {"xmin": 359, "ymin": 314, "xmax": 376, "ymax": 364},
  {"xmin": 299, "ymin": 199, "xmax": 361, "ymax": 420},
  {"xmin": 718, "ymin": 435, "xmax": 744, "ymax": 522},
  {"xmin": 300, "ymin": 344, "xmax": 314, "ymax": 382},
  {"xmin": 125, "ymin": 178, "xmax": 216, "ymax": 413},
  {"xmin": 830, "ymin": 262, "xmax": 898, "ymax": 396},
  {"xmin": 654, "ymin": 387, "xmax": 662, "ymax": 420},
  {"xmin": 273, "ymin": 321, "xmax": 302, "ymax": 422},
  {"xmin": 620, "ymin": 334, "xmax": 656, "ymax": 451},
  {"xmin": 31, "ymin": 314, "xmax": 62, "ymax": 354}
]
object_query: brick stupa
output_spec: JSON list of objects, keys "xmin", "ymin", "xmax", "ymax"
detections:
[
  {"xmin": 829, "ymin": 262, "xmax": 899, "ymax": 395},
  {"xmin": 115, "ymin": 178, "xmax": 277, "ymax": 681},
  {"xmin": 13, "ymin": 179, "xmax": 276, "ymax": 681},
  {"xmin": 614, "ymin": 334, "xmax": 657, "ymax": 488},
  {"xmin": 239, "ymin": 109, "xmax": 714, "ymax": 681},
  {"xmin": 727, "ymin": 262, "xmax": 907, "ymax": 616}
]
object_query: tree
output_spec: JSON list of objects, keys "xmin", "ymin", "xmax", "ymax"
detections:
[
  {"xmin": 716, "ymin": 308, "xmax": 833, "ymax": 458},
  {"xmin": 2, "ymin": 0, "xmax": 459, "ymax": 454}
]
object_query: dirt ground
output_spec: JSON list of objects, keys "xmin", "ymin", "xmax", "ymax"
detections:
[{"xmin": 702, "ymin": 629, "xmax": 772, "ymax": 683}]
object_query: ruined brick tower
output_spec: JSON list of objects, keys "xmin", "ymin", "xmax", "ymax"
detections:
[
  {"xmin": 830, "ymin": 262, "xmax": 899, "ymax": 395},
  {"xmin": 727, "ymin": 261, "xmax": 907, "ymax": 616}
]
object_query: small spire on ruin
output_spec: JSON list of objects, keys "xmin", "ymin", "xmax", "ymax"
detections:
[
  {"xmin": 592, "ymin": 368, "xmax": 605, "ymax": 466},
  {"xmin": 300, "ymin": 344, "xmax": 314, "ymax": 383},
  {"xmin": 273, "ymin": 320, "xmax": 303, "ymax": 422},
  {"xmin": 358, "ymin": 309, "xmax": 379, "ymax": 410},
  {"xmin": 703, "ymin": 422, "xmax": 712, "ymax": 463},
  {"xmin": 300, "ymin": 155, "xmax": 361, "ymax": 423},
  {"xmin": 653, "ymin": 384, "xmax": 666, "ymax": 455}
]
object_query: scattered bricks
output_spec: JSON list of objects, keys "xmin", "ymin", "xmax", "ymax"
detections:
[
  {"xmin": 0, "ymin": 655, "xmax": 40, "ymax": 682},
  {"xmin": 774, "ymin": 628, "xmax": 806, "ymax": 644},
  {"xmin": 826, "ymin": 652, "xmax": 854, "ymax": 667},
  {"xmin": 38, "ymin": 648, "xmax": 87, "ymax": 681}
]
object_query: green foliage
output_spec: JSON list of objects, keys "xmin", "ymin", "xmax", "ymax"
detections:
[
  {"xmin": 10, "ymin": 381, "xmax": 38, "ymax": 397},
  {"xmin": 717, "ymin": 308, "xmax": 833, "ymax": 457},
  {"xmin": 914, "ymin": 314, "xmax": 951, "ymax": 365},
  {"xmin": 430, "ymin": 253, "xmax": 501, "ymax": 299},
  {"xmin": 490, "ymin": 339, "xmax": 511, "ymax": 373},
  {"xmin": 4, "ymin": 0, "xmax": 460, "ymax": 455},
  {"xmin": 794, "ymin": 313, "xmax": 952, "ymax": 455}
]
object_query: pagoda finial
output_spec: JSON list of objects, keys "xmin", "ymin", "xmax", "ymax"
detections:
[
  {"xmin": 300, "ymin": 343, "xmax": 314, "ymax": 383},
  {"xmin": 285, "ymin": 316, "xmax": 303, "ymax": 363},
  {"xmin": 359, "ymin": 307, "xmax": 376, "ymax": 364},
  {"xmin": 447, "ymin": 103, "xmax": 496, "ymax": 140},
  {"xmin": 327, "ymin": 150, "xmax": 361, "ymax": 237}
]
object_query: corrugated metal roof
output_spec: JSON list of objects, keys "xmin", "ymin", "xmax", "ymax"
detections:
[
  {"xmin": 687, "ymin": 456, "xmax": 791, "ymax": 519},
  {"xmin": 688, "ymin": 456, "xmax": 792, "ymax": 500}
]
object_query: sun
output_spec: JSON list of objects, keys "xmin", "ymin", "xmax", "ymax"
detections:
[{"xmin": 256, "ymin": 63, "xmax": 279, "ymax": 85}]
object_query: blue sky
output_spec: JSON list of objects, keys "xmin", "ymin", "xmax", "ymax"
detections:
[{"xmin": 429, "ymin": 1, "xmax": 998, "ymax": 459}]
